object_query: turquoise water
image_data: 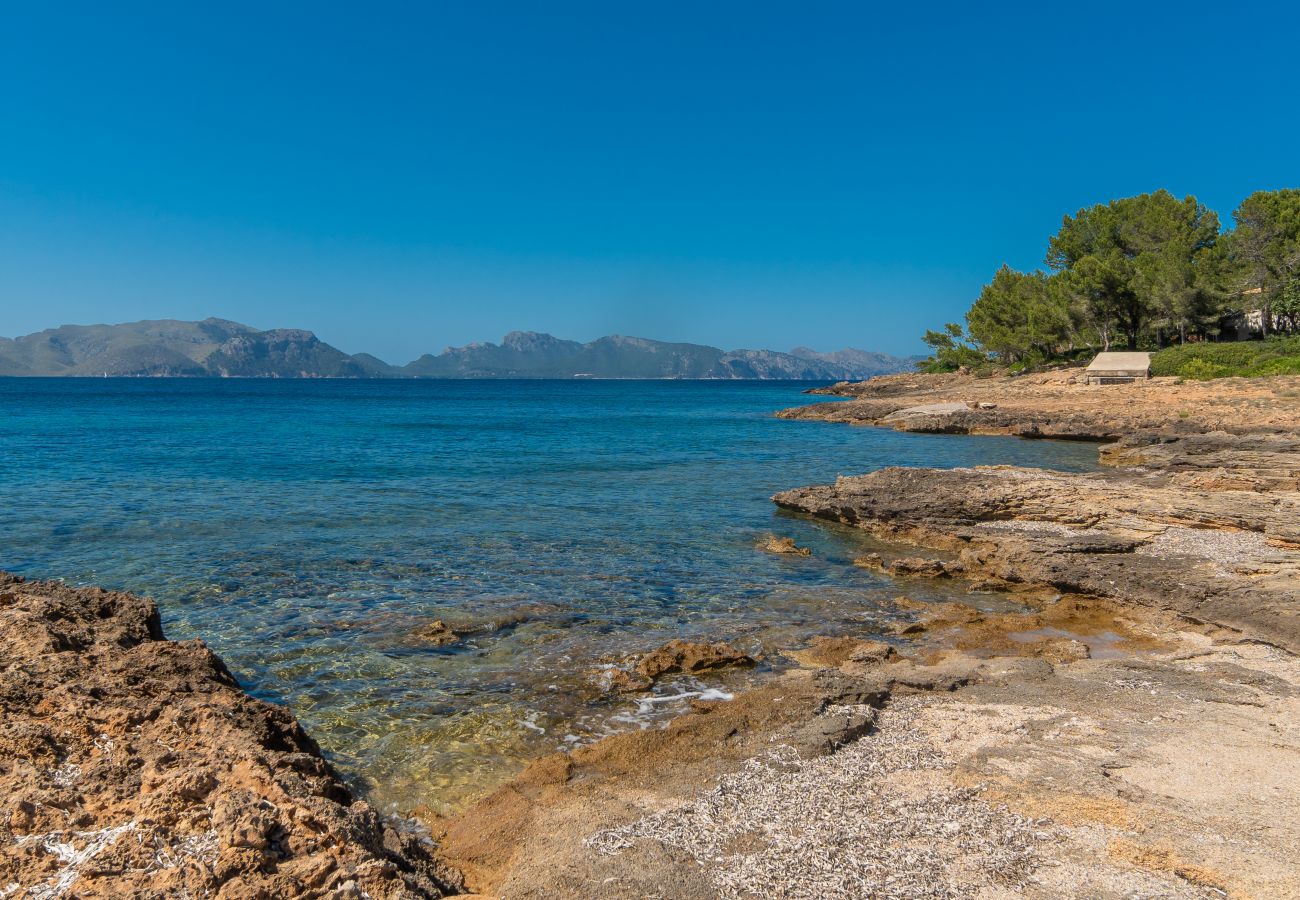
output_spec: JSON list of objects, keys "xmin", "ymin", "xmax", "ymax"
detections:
[{"xmin": 0, "ymin": 379, "xmax": 1099, "ymax": 812}]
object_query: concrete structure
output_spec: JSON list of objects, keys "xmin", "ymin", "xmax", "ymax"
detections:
[{"xmin": 1085, "ymin": 352, "xmax": 1151, "ymax": 385}]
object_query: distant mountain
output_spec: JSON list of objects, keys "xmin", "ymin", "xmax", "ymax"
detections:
[
  {"xmin": 0, "ymin": 318, "xmax": 376, "ymax": 378},
  {"xmin": 0, "ymin": 319, "xmax": 915, "ymax": 380},
  {"xmin": 201, "ymin": 328, "xmax": 375, "ymax": 378},
  {"xmin": 789, "ymin": 346, "xmax": 920, "ymax": 374},
  {"xmin": 404, "ymin": 331, "xmax": 914, "ymax": 379}
]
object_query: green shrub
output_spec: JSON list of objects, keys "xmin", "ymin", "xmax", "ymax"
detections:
[
  {"xmin": 1150, "ymin": 336, "xmax": 1300, "ymax": 380},
  {"xmin": 1175, "ymin": 358, "xmax": 1230, "ymax": 380},
  {"xmin": 1253, "ymin": 355, "xmax": 1300, "ymax": 377}
]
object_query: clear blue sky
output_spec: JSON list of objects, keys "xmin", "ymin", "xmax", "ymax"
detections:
[{"xmin": 2, "ymin": 2, "xmax": 1297, "ymax": 362}]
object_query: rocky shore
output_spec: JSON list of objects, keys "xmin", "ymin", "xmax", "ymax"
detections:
[
  {"xmin": 430, "ymin": 371, "xmax": 1299, "ymax": 898},
  {"xmin": 6, "ymin": 371, "xmax": 1299, "ymax": 898},
  {"xmin": 773, "ymin": 370, "xmax": 1300, "ymax": 654},
  {"xmin": 0, "ymin": 574, "xmax": 461, "ymax": 899},
  {"xmin": 774, "ymin": 436, "xmax": 1300, "ymax": 652},
  {"xmin": 779, "ymin": 368, "xmax": 1300, "ymax": 437},
  {"xmin": 431, "ymin": 593, "xmax": 1299, "ymax": 898}
]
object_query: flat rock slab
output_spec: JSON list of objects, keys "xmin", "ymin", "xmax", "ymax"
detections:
[
  {"xmin": 773, "ymin": 436, "xmax": 1300, "ymax": 654},
  {"xmin": 780, "ymin": 369, "xmax": 1300, "ymax": 438},
  {"xmin": 881, "ymin": 402, "xmax": 972, "ymax": 419}
]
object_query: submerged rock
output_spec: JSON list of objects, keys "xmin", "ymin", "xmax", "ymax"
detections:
[
  {"xmin": 418, "ymin": 618, "xmax": 462, "ymax": 646},
  {"xmin": 757, "ymin": 534, "xmax": 812, "ymax": 556},
  {"xmin": 591, "ymin": 666, "xmax": 653, "ymax": 693}
]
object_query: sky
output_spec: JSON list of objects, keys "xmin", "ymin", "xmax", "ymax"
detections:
[{"xmin": 2, "ymin": 2, "xmax": 1298, "ymax": 362}]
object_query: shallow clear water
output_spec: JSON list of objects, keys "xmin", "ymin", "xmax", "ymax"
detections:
[{"xmin": 0, "ymin": 379, "xmax": 1099, "ymax": 812}]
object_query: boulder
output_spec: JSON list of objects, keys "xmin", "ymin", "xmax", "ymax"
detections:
[
  {"xmin": 418, "ymin": 619, "xmax": 462, "ymax": 646},
  {"xmin": 636, "ymin": 640, "xmax": 756, "ymax": 680},
  {"xmin": 757, "ymin": 534, "xmax": 812, "ymax": 556}
]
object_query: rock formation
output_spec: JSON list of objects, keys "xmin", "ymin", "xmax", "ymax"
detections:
[
  {"xmin": 781, "ymin": 369, "xmax": 1300, "ymax": 437},
  {"xmin": 774, "ymin": 431, "xmax": 1300, "ymax": 654},
  {"xmin": 0, "ymin": 574, "xmax": 461, "ymax": 898}
]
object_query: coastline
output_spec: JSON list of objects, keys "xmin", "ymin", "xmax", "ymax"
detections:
[
  {"xmin": 4, "ymin": 371, "xmax": 1298, "ymax": 898},
  {"xmin": 432, "ymin": 372, "xmax": 1299, "ymax": 897},
  {"xmin": 778, "ymin": 368, "xmax": 1300, "ymax": 438}
]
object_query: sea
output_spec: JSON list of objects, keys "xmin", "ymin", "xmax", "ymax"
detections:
[{"xmin": 0, "ymin": 378, "xmax": 1100, "ymax": 813}]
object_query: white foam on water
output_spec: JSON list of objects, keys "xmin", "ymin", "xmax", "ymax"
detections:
[
  {"xmin": 551, "ymin": 680, "xmax": 741, "ymax": 753},
  {"xmin": 635, "ymin": 688, "xmax": 735, "ymax": 716}
]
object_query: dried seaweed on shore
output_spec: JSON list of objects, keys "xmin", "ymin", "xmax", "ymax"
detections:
[{"xmin": 587, "ymin": 701, "xmax": 1049, "ymax": 899}]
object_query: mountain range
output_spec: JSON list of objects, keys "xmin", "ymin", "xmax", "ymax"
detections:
[{"xmin": 0, "ymin": 318, "xmax": 917, "ymax": 380}]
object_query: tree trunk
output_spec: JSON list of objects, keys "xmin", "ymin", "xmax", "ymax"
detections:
[{"xmin": 1124, "ymin": 304, "xmax": 1142, "ymax": 351}]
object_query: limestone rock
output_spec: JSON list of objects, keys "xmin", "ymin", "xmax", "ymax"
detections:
[
  {"xmin": 774, "ymin": 447, "xmax": 1300, "ymax": 654},
  {"xmin": 0, "ymin": 573, "xmax": 461, "ymax": 899},
  {"xmin": 787, "ymin": 636, "xmax": 897, "ymax": 669},
  {"xmin": 777, "ymin": 369, "xmax": 1300, "ymax": 439},
  {"xmin": 417, "ymin": 619, "xmax": 462, "ymax": 646},
  {"xmin": 636, "ymin": 640, "xmax": 756, "ymax": 680},
  {"xmin": 757, "ymin": 534, "xmax": 811, "ymax": 556}
]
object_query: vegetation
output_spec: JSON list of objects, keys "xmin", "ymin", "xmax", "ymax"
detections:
[
  {"xmin": 1150, "ymin": 335, "xmax": 1300, "ymax": 379},
  {"xmin": 966, "ymin": 266, "xmax": 1071, "ymax": 364},
  {"xmin": 1230, "ymin": 189, "xmax": 1300, "ymax": 334},
  {"xmin": 917, "ymin": 323, "xmax": 986, "ymax": 373},
  {"xmin": 919, "ymin": 188, "xmax": 1300, "ymax": 375}
]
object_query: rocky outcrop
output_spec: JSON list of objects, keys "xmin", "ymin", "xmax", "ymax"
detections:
[
  {"xmin": 776, "ymin": 371, "xmax": 1300, "ymax": 650},
  {"xmin": 634, "ymin": 640, "xmax": 755, "ymax": 681},
  {"xmin": 779, "ymin": 369, "xmax": 1300, "ymax": 438},
  {"xmin": 432, "ymin": 371, "xmax": 1300, "ymax": 897},
  {"xmin": 0, "ymin": 574, "xmax": 461, "ymax": 899},
  {"xmin": 595, "ymin": 640, "xmax": 757, "ymax": 693},
  {"xmin": 756, "ymin": 534, "xmax": 811, "ymax": 556},
  {"xmin": 1100, "ymin": 430, "xmax": 1300, "ymax": 491},
  {"xmin": 774, "ymin": 431, "xmax": 1300, "ymax": 654}
]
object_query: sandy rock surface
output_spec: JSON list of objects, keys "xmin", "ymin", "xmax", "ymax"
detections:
[
  {"xmin": 435, "ymin": 596, "xmax": 1300, "ymax": 899},
  {"xmin": 781, "ymin": 369, "xmax": 1300, "ymax": 437}
]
